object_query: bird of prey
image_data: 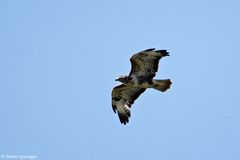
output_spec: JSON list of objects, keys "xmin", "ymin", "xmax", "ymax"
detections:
[{"xmin": 112, "ymin": 48, "xmax": 172, "ymax": 125}]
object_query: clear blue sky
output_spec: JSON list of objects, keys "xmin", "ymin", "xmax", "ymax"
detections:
[{"xmin": 1, "ymin": 0, "xmax": 240, "ymax": 160}]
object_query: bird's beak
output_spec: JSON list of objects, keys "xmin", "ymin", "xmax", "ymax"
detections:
[{"xmin": 115, "ymin": 79, "xmax": 119, "ymax": 81}]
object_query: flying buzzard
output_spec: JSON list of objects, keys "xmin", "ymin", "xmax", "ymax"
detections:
[{"xmin": 112, "ymin": 48, "xmax": 172, "ymax": 125}]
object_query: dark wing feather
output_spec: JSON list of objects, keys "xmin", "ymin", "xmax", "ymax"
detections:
[
  {"xmin": 112, "ymin": 84, "xmax": 146, "ymax": 106},
  {"xmin": 112, "ymin": 84, "xmax": 146, "ymax": 124},
  {"xmin": 129, "ymin": 48, "xmax": 169, "ymax": 79},
  {"xmin": 142, "ymin": 48, "xmax": 155, "ymax": 52}
]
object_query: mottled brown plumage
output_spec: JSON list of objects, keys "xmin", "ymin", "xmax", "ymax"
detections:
[{"xmin": 112, "ymin": 48, "xmax": 172, "ymax": 125}]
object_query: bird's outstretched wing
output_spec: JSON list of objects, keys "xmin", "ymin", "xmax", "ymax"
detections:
[
  {"xmin": 112, "ymin": 84, "xmax": 146, "ymax": 125},
  {"xmin": 129, "ymin": 48, "xmax": 169, "ymax": 79}
]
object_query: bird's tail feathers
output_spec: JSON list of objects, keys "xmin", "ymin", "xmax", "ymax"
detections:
[
  {"xmin": 153, "ymin": 79, "xmax": 172, "ymax": 92},
  {"xmin": 117, "ymin": 104, "xmax": 131, "ymax": 125}
]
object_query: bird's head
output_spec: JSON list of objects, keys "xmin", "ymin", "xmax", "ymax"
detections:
[{"xmin": 115, "ymin": 75, "xmax": 129, "ymax": 84}]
